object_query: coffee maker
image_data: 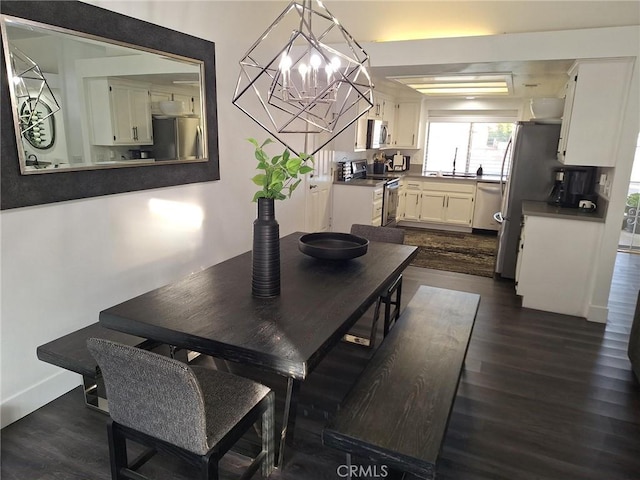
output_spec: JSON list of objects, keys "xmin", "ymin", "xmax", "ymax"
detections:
[{"xmin": 548, "ymin": 167, "xmax": 596, "ymax": 208}]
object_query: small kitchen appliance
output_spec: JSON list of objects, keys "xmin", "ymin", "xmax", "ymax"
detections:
[
  {"xmin": 385, "ymin": 153, "xmax": 410, "ymax": 171},
  {"xmin": 365, "ymin": 119, "xmax": 388, "ymax": 149},
  {"xmin": 547, "ymin": 167, "xmax": 597, "ymax": 208}
]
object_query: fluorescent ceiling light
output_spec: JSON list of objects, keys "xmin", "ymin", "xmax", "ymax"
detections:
[{"xmin": 390, "ymin": 74, "xmax": 513, "ymax": 97}]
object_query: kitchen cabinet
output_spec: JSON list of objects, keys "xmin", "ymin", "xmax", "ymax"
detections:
[
  {"xmin": 399, "ymin": 180, "xmax": 422, "ymax": 222},
  {"xmin": 87, "ymin": 79, "xmax": 153, "ymax": 146},
  {"xmin": 331, "ymin": 184, "xmax": 384, "ymax": 232},
  {"xmin": 150, "ymin": 88, "xmax": 201, "ymax": 117},
  {"xmin": 368, "ymin": 92, "xmax": 391, "ymax": 120},
  {"xmin": 557, "ymin": 58, "xmax": 633, "ymax": 167},
  {"xmin": 398, "ymin": 179, "xmax": 475, "ymax": 228},
  {"xmin": 516, "ymin": 214, "xmax": 603, "ymax": 317},
  {"xmin": 391, "ymin": 101, "xmax": 421, "ymax": 149}
]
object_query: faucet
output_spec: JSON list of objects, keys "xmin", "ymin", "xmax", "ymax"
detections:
[{"xmin": 452, "ymin": 147, "xmax": 458, "ymax": 175}]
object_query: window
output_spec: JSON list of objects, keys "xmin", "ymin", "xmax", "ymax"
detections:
[{"xmin": 424, "ymin": 122, "xmax": 514, "ymax": 176}]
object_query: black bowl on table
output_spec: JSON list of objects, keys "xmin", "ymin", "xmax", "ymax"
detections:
[{"xmin": 298, "ymin": 232, "xmax": 369, "ymax": 260}]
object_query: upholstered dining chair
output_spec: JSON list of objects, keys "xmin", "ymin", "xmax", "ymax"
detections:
[
  {"xmin": 87, "ymin": 338, "xmax": 274, "ymax": 480},
  {"xmin": 346, "ymin": 224, "xmax": 405, "ymax": 349}
]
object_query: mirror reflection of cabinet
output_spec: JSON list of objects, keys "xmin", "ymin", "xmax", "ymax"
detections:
[{"xmin": 87, "ymin": 79, "xmax": 153, "ymax": 146}]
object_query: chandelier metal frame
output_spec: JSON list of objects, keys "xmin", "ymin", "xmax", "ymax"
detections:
[{"xmin": 232, "ymin": 0, "xmax": 374, "ymax": 156}]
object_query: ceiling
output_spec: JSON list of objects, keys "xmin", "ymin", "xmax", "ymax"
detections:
[{"xmin": 371, "ymin": 59, "xmax": 575, "ymax": 100}]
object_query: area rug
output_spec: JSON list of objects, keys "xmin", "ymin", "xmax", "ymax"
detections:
[{"xmin": 402, "ymin": 227, "xmax": 498, "ymax": 277}]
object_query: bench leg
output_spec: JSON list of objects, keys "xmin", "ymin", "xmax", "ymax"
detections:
[{"xmin": 83, "ymin": 375, "xmax": 109, "ymax": 414}]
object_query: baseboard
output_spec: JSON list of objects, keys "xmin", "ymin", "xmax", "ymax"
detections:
[
  {"xmin": 1, "ymin": 370, "xmax": 80, "ymax": 429},
  {"xmin": 587, "ymin": 304, "xmax": 609, "ymax": 323}
]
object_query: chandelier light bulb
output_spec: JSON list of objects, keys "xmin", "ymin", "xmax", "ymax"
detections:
[
  {"xmin": 279, "ymin": 54, "xmax": 292, "ymax": 71},
  {"xmin": 310, "ymin": 54, "xmax": 321, "ymax": 70},
  {"xmin": 331, "ymin": 57, "xmax": 341, "ymax": 70}
]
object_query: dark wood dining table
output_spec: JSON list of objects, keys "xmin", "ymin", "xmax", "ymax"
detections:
[{"xmin": 99, "ymin": 231, "xmax": 418, "ymax": 466}]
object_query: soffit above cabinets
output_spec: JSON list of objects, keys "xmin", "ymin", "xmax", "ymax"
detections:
[{"xmin": 371, "ymin": 59, "xmax": 575, "ymax": 99}]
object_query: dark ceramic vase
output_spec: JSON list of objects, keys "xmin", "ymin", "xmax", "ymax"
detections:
[{"xmin": 252, "ymin": 197, "xmax": 280, "ymax": 297}]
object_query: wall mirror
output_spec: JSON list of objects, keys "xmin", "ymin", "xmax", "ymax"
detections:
[{"xmin": 1, "ymin": 1, "xmax": 219, "ymax": 209}]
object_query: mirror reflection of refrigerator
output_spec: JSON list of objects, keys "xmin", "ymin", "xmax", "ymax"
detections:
[{"xmin": 152, "ymin": 117, "xmax": 202, "ymax": 160}]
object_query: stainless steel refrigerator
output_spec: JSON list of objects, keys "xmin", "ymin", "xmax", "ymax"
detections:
[
  {"xmin": 152, "ymin": 117, "xmax": 203, "ymax": 161},
  {"xmin": 494, "ymin": 121, "xmax": 562, "ymax": 279}
]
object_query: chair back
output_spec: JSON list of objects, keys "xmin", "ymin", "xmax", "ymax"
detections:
[
  {"xmin": 87, "ymin": 338, "xmax": 210, "ymax": 454},
  {"xmin": 350, "ymin": 224, "xmax": 405, "ymax": 245}
]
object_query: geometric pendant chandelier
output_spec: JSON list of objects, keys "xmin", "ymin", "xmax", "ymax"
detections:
[
  {"xmin": 232, "ymin": 0, "xmax": 374, "ymax": 156},
  {"xmin": 9, "ymin": 44, "xmax": 60, "ymax": 144}
]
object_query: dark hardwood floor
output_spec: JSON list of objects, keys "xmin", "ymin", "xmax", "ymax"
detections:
[{"xmin": 3, "ymin": 253, "xmax": 639, "ymax": 479}]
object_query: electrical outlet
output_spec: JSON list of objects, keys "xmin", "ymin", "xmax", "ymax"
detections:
[{"xmin": 599, "ymin": 173, "xmax": 607, "ymax": 185}]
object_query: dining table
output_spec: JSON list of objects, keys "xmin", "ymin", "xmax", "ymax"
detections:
[{"xmin": 99, "ymin": 231, "xmax": 418, "ymax": 466}]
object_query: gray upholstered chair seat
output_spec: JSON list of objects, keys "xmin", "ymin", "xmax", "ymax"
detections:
[{"xmin": 87, "ymin": 338, "xmax": 274, "ymax": 479}]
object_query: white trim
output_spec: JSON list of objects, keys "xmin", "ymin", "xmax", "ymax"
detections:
[
  {"xmin": 587, "ymin": 304, "xmax": 609, "ymax": 324},
  {"xmin": 0, "ymin": 370, "xmax": 80, "ymax": 428}
]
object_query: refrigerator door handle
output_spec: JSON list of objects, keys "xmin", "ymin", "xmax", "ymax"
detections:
[{"xmin": 500, "ymin": 136, "xmax": 513, "ymax": 196}]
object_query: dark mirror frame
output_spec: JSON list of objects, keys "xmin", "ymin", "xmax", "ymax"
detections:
[{"xmin": 0, "ymin": 1, "xmax": 219, "ymax": 210}]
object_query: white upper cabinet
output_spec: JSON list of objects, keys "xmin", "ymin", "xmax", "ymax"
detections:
[
  {"xmin": 368, "ymin": 92, "xmax": 391, "ymax": 120},
  {"xmin": 392, "ymin": 101, "xmax": 422, "ymax": 149},
  {"xmin": 87, "ymin": 79, "xmax": 153, "ymax": 146},
  {"xmin": 558, "ymin": 58, "xmax": 633, "ymax": 166}
]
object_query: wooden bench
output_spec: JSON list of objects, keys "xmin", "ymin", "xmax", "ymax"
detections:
[
  {"xmin": 322, "ymin": 285, "xmax": 480, "ymax": 479},
  {"xmin": 36, "ymin": 323, "xmax": 159, "ymax": 412}
]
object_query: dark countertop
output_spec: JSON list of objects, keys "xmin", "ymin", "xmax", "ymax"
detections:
[
  {"xmin": 333, "ymin": 179, "xmax": 388, "ymax": 187},
  {"xmin": 522, "ymin": 200, "xmax": 605, "ymax": 223}
]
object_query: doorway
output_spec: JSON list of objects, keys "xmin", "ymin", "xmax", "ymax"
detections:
[{"xmin": 619, "ymin": 134, "xmax": 640, "ymax": 253}]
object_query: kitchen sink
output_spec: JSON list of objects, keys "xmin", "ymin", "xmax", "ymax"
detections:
[{"xmin": 442, "ymin": 173, "xmax": 476, "ymax": 178}]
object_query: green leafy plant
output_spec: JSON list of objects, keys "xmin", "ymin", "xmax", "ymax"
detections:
[
  {"xmin": 626, "ymin": 193, "xmax": 640, "ymax": 208},
  {"xmin": 249, "ymin": 138, "xmax": 314, "ymax": 202}
]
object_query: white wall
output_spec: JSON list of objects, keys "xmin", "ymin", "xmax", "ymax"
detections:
[
  {"xmin": 0, "ymin": 0, "xmax": 303, "ymax": 428},
  {"xmin": 1, "ymin": 0, "xmax": 639, "ymax": 427}
]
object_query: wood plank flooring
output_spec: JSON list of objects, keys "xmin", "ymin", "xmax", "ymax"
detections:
[{"xmin": 2, "ymin": 253, "xmax": 639, "ymax": 480}]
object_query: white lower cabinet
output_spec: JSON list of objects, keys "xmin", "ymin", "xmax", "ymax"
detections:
[
  {"xmin": 516, "ymin": 215, "xmax": 603, "ymax": 317},
  {"xmin": 399, "ymin": 179, "xmax": 475, "ymax": 228},
  {"xmin": 331, "ymin": 184, "xmax": 384, "ymax": 232}
]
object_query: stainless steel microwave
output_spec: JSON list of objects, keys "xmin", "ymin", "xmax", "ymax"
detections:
[{"xmin": 366, "ymin": 119, "xmax": 388, "ymax": 149}]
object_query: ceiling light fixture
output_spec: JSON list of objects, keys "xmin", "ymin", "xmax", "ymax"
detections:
[
  {"xmin": 390, "ymin": 73, "xmax": 513, "ymax": 98},
  {"xmin": 232, "ymin": 0, "xmax": 374, "ymax": 156}
]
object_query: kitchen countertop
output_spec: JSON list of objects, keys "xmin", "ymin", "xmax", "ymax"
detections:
[
  {"xmin": 407, "ymin": 173, "xmax": 503, "ymax": 183},
  {"xmin": 334, "ymin": 172, "xmax": 503, "ymax": 187},
  {"xmin": 522, "ymin": 200, "xmax": 605, "ymax": 223},
  {"xmin": 333, "ymin": 178, "xmax": 388, "ymax": 187}
]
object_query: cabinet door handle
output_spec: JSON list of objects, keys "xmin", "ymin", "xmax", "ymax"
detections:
[
  {"xmin": 446, "ymin": 197, "xmax": 449, "ymax": 208},
  {"xmin": 442, "ymin": 197, "xmax": 445, "ymax": 207},
  {"xmin": 412, "ymin": 134, "xmax": 415, "ymax": 145}
]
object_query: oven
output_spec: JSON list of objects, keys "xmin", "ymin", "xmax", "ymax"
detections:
[{"xmin": 382, "ymin": 178, "xmax": 400, "ymax": 226}]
